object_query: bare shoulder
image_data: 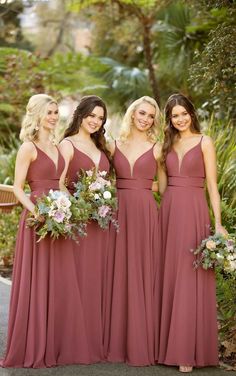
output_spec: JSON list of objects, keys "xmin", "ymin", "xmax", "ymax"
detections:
[
  {"xmin": 17, "ymin": 141, "xmax": 37, "ymax": 160},
  {"xmin": 153, "ymin": 141, "xmax": 162, "ymax": 160},
  {"xmin": 106, "ymin": 140, "xmax": 115, "ymax": 156},
  {"xmin": 59, "ymin": 138, "xmax": 73, "ymax": 151},
  {"xmin": 201, "ymin": 135, "xmax": 215, "ymax": 151}
]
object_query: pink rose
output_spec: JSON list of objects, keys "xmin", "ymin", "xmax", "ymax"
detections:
[{"xmin": 98, "ymin": 205, "xmax": 110, "ymax": 218}]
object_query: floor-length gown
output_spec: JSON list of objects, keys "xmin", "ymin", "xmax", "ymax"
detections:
[
  {"xmin": 104, "ymin": 143, "xmax": 159, "ymax": 366},
  {"xmin": 155, "ymin": 137, "xmax": 218, "ymax": 367},
  {"xmin": 1, "ymin": 143, "xmax": 91, "ymax": 368},
  {"xmin": 65, "ymin": 139, "xmax": 110, "ymax": 363}
]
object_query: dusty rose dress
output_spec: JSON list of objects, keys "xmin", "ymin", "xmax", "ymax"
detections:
[
  {"xmin": 1, "ymin": 144, "xmax": 91, "ymax": 368},
  {"xmin": 65, "ymin": 139, "xmax": 110, "ymax": 363},
  {"xmin": 155, "ymin": 137, "xmax": 218, "ymax": 367},
  {"xmin": 104, "ymin": 143, "xmax": 159, "ymax": 366}
]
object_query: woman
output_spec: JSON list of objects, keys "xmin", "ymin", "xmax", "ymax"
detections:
[
  {"xmin": 104, "ymin": 96, "xmax": 161, "ymax": 366},
  {"xmin": 1, "ymin": 94, "xmax": 90, "ymax": 368},
  {"xmin": 155, "ymin": 93, "xmax": 227, "ymax": 372},
  {"xmin": 59, "ymin": 95, "xmax": 111, "ymax": 363}
]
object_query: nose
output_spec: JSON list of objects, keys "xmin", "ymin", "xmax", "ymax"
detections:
[{"xmin": 177, "ymin": 115, "xmax": 185, "ymax": 123}]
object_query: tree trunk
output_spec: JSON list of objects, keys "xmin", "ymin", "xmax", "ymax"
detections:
[{"xmin": 142, "ymin": 21, "xmax": 160, "ymax": 106}]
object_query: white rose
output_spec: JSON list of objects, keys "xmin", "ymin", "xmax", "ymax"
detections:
[
  {"xmin": 103, "ymin": 191, "xmax": 112, "ymax": 199},
  {"xmin": 99, "ymin": 171, "xmax": 107, "ymax": 177}
]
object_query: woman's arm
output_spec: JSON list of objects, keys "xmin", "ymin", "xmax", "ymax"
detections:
[
  {"xmin": 202, "ymin": 136, "xmax": 227, "ymax": 235},
  {"xmin": 157, "ymin": 162, "xmax": 168, "ymax": 195},
  {"xmin": 58, "ymin": 139, "xmax": 74, "ymax": 193},
  {"xmin": 106, "ymin": 140, "xmax": 115, "ymax": 157},
  {"xmin": 153, "ymin": 143, "xmax": 168, "ymax": 195},
  {"xmin": 13, "ymin": 142, "xmax": 37, "ymax": 213}
]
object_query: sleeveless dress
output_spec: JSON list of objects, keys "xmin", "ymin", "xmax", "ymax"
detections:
[
  {"xmin": 104, "ymin": 143, "xmax": 159, "ymax": 366},
  {"xmin": 65, "ymin": 139, "xmax": 110, "ymax": 363},
  {"xmin": 155, "ymin": 137, "xmax": 218, "ymax": 367},
  {"xmin": 1, "ymin": 144, "xmax": 91, "ymax": 368}
]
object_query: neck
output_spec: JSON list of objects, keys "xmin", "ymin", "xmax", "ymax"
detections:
[
  {"xmin": 74, "ymin": 128, "xmax": 94, "ymax": 143},
  {"xmin": 37, "ymin": 129, "xmax": 53, "ymax": 146},
  {"xmin": 178, "ymin": 130, "xmax": 194, "ymax": 139},
  {"xmin": 129, "ymin": 127, "xmax": 149, "ymax": 142}
]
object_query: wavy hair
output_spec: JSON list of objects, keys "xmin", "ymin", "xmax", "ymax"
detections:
[
  {"xmin": 161, "ymin": 93, "xmax": 201, "ymax": 168},
  {"xmin": 20, "ymin": 94, "xmax": 57, "ymax": 142},
  {"xmin": 64, "ymin": 95, "xmax": 111, "ymax": 162},
  {"xmin": 119, "ymin": 96, "xmax": 160, "ymax": 143}
]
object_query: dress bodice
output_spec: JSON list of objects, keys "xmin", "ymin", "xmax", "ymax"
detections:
[
  {"xmin": 113, "ymin": 144, "xmax": 157, "ymax": 190},
  {"xmin": 64, "ymin": 140, "xmax": 110, "ymax": 192},
  {"xmin": 166, "ymin": 138, "xmax": 206, "ymax": 188},
  {"xmin": 27, "ymin": 143, "xmax": 65, "ymax": 193}
]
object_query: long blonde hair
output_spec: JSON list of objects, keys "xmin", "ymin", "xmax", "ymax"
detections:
[
  {"xmin": 20, "ymin": 94, "xmax": 58, "ymax": 142},
  {"xmin": 119, "ymin": 96, "xmax": 160, "ymax": 142}
]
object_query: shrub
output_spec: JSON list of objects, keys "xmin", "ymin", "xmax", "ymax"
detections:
[{"xmin": 0, "ymin": 206, "xmax": 22, "ymax": 266}]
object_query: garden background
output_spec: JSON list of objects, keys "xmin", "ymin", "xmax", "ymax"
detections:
[{"xmin": 0, "ymin": 0, "xmax": 235, "ymax": 369}]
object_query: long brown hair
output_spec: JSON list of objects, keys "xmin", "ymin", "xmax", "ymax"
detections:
[
  {"xmin": 64, "ymin": 95, "xmax": 111, "ymax": 162},
  {"xmin": 161, "ymin": 93, "xmax": 201, "ymax": 167}
]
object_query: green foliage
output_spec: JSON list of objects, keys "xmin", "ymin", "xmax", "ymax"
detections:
[
  {"xmin": 0, "ymin": 0, "xmax": 32, "ymax": 50},
  {"xmin": 216, "ymin": 270, "xmax": 236, "ymax": 364},
  {"xmin": 0, "ymin": 48, "xmax": 106, "ymax": 144},
  {"xmin": 0, "ymin": 206, "xmax": 22, "ymax": 266},
  {"xmin": 93, "ymin": 57, "xmax": 152, "ymax": 109},
  {"xmin": 203, "ymin": 116, "xmax": 236, "ymax": 232},
  {"xmin": 0, "ymin": 133, "xmax": 20, "ymax": 184},
  {"xmin": 188, "ymin": 3, "xmax": 236, "ymax": 117}
]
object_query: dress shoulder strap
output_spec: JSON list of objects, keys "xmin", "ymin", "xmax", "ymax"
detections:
[{"xmin": 63, "ymin": 138, "xmax": 74, "ymax": 148}]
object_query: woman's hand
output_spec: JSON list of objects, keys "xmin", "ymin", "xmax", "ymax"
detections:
[
  {"xmin": 215, "ymin": 223, "xmax": 228, "ymax": 236},
  {"xmin": 152, "ymin": 181, "xmax": 158, "ymax": 192},
  {"xmin": 34, "ymin": 214, "xmax": 45, "ymax": 223}
]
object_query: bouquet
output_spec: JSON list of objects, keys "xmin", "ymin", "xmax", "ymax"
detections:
[
  {"xmin": 192, "ymin": 233, "xmax": 236, "ymax": 276},
  {"xmin": 74, "ymin": 169, "xmax": 118, "ymax": 230},
  {"xmin": 27, "ymin": 190, "xmax": 91, "ymax": 241}
]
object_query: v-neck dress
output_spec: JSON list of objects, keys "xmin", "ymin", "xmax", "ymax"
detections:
[
  {"xmin": 1, "ymin": 143, "xmax": 91, "ymax": 368},
  {"xmin": 155, "ymin": 137, "xmax": 218, "ymax": 367},
  {"xmin": 64, "ymin": 139, "xmax": 110, "ymax": 363},
  {"xmin": 104, "ymin": 142, "xmax": 159, "ymax": 366}
]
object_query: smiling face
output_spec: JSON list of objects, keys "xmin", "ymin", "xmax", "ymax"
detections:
[
  {"xmin": 41, "ymin": 102, "xmax": 59, "ymax": 131},
  {"xmin": 171, "ymin": 105, "xmax": 192, "ymax": 133},
  {"xmin": 132, "ymin": 102, "xmax": 156, "ymax": 132},
  {"xmin": 81, "ymin": 106, "xmax": 105, "ymax": 135}
]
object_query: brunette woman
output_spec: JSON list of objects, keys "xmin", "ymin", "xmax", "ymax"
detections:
[
  {"xmin": 59, "ymin": 95, "xmax": 111, "ymax": 363},
  {"xmin": 155, "ymin": 93, "xmax": 227, "ymax": 372}
]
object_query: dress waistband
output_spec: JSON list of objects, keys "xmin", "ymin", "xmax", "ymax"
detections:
[
  {"xmin": 168, "ymin": 176, "xmax": 204, "ymax": 188},
  {"xmin": 29, "ymin": 179, "xmax": 60, "ymax": 191},
  {"xmin": 116, "ymin": 178, "xmax": 152, "ymax": 190}
]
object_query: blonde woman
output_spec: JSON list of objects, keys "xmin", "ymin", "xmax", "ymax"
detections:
[
  {"xmin": 104, "ymin": 96, "xmax": 161, "ymax": 365},
  {"xmin": 1, "ymin": 94, "xmax": 90, "ymax": 368}
]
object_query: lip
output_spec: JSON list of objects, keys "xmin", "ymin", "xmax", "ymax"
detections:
[
  {"xmin": 88, "ymin": 123, "xmax": 98, "ymax": 129},
  {"xmin": 138, "ymin": 121, "xmax": 148, "ymax": 127}
]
